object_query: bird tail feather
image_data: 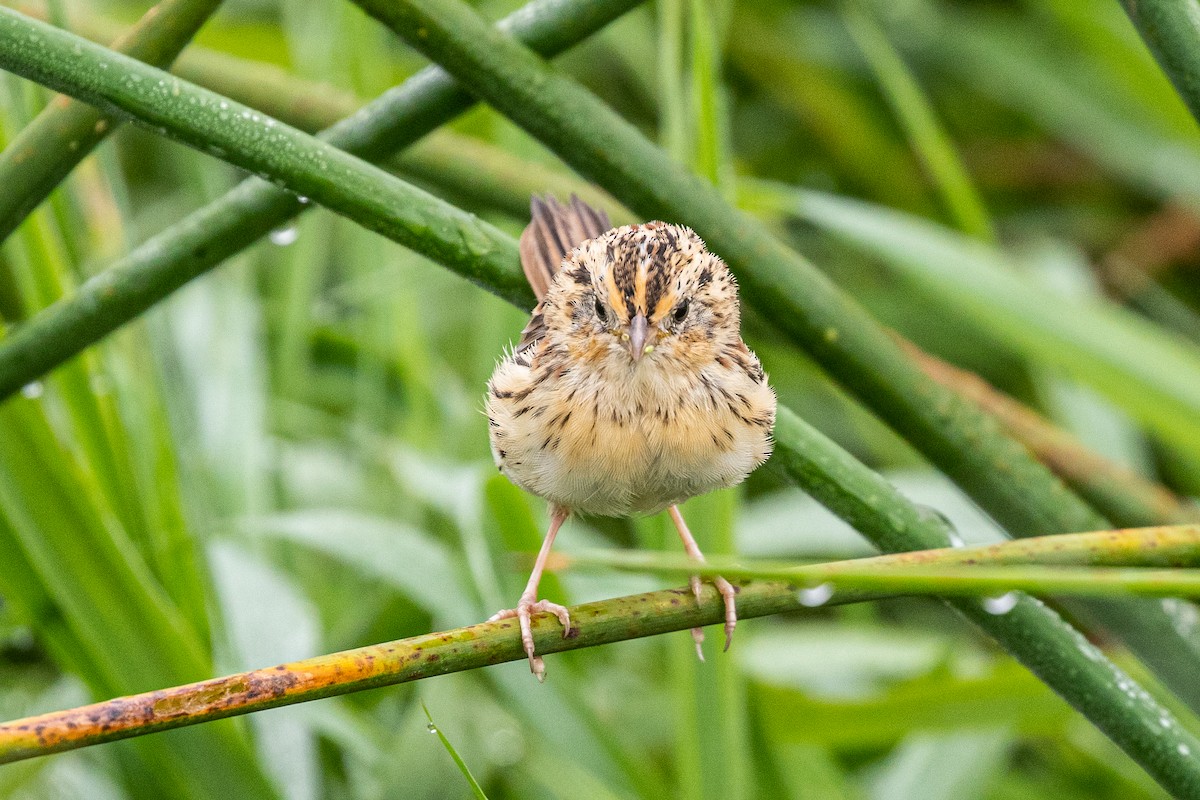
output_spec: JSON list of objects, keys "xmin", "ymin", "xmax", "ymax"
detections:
[{"xmin": 519, "ymin": 195, "xmax": 612, "ymax": 301}]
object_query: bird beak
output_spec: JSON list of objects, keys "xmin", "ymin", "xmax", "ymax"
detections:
[{"xmin": 627, "ymin": 314, "xmax": 650, "ymax": 362}]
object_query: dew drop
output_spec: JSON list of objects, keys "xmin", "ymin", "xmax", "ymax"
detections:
[
  {"xmin": 269, "ymin": 226, "xmax": 298, "ymax": 246},
  {"xmin": 1180, "ymin": 743, "xmax": 1191, "ymax": 757},
  {"xmin": 798, "ymin": 582, "xmax": 834, "ymax": 607},
  {"xmin": 20, "ymin": 381, "xmax": 43, "ymax": 399},
  {"xmin": 297, "ymin": 196, "xmax": 310, "ymax": 205},
  {"xmin": 915, "ymin": 503, "xmax": 962, "ymax": 547},
  {"xmin": 983, "ymin": 592, "xmax": 1018, "ymax": 615},
  {"xmin": 426, "ymin": 723, "xmax": 437, "ymax": 734}
]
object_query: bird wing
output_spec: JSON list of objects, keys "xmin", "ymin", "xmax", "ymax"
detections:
[{"xmin": 518, "ymin": 194, "xmax": 612, "ymax": 302}]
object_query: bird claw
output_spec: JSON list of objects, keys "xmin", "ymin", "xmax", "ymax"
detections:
[
  {"xmin": 686, "ymin": 574, "xmax": 738, "ymax": 659},
  {"xmin": 490, "ymin": 598, "xmax": 572, "ymax": 682},
  {"xmin": 714, "ymin": 575, "xmax": 737, "ymax": 652}
]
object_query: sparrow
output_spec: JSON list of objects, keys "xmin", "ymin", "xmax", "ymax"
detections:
[{"xmin": 486, "ymin": 195, "xmax": 776, "ymax": 681}]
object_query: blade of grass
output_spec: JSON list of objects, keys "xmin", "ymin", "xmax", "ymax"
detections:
[
  {"xmin": 656, "ymin": 0, "xmax": 686, "ymax": 165},
  {"xmin": 840, "ymin": 2, "xmax": 994, "ymax": 242},
  {"xmin": 0, "ymin": 0, "xmax": 224, "ymax": 247},
  {"xmin": 0, "ymin": 0, "xmax": 643, "ymax": 400},
  {"xmin": 420, "ymin": 702, "xmax": 489, "ymax": 800},
  {"xmin": 350, "ymin": 0, "xmax": 1200, "ymax": 726}
]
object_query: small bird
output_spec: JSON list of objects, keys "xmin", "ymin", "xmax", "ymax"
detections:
[{"xmin": 487, "ymin": 195, "xmax": 776, "ymax": 680}]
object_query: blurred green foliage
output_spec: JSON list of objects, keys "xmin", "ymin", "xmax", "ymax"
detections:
[{"xmin": 1, "ymin": 0, "xmax": 1199, "ymax": 797}]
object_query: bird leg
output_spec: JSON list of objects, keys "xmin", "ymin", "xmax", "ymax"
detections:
[
  {"xmin": 489, "ymin": 505, "xmax": 572, "ymax": 682},
  {"xmin": 668, "ymin": 504, "xmax": 737, "ymax": 660}
]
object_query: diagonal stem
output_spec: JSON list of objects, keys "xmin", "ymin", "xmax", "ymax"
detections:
[
  {"xmin": 0, "ymin": 580, "xmax": 845, "ymax": 765},
  {"xmin": 0, "ymin": 0, "xmax": 225, "ymax": 248}
]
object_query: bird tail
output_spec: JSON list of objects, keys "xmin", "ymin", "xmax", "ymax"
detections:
[{"xmin": 518, "ymin": 194, "xmax": 612, "ymax": 301}]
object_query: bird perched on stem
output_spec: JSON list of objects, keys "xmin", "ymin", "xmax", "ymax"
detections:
[{"xmin": 487, "ymin": 195, "xmax": 776, "ymax": 681}]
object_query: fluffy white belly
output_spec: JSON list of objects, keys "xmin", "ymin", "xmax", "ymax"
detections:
[{"xmin": 489, "ymin": 365, "xmax": 774, "ymax": 516}]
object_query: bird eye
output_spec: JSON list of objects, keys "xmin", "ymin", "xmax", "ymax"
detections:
[
  {"xmin": 594, "ymin": 297, "xmax": 608, "ymax": 323},
  {"xmin": 672, "ymin": 300, "xmax": 689, "ymax": 323}
]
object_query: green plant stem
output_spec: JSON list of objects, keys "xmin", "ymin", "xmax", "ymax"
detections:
[
  {"xmin": 0, "ymin": 0, "xmax": 642, "ymax": 398},
  {"xmin": 563, "ymin": 524, "xmax": 1200, "ymax": 595},
  {"xmin": 0, "ymin": 581, "xmax": 855, "ymax": 765},
  {"xmin": 1119, "ymin": 0, "xmax": 1200, "ymax": 126},
  {"xmin": 0, "ymin": 0, "xmax": 224, "ymax": 248},
  {"xmin": 349, "ymin": 0, "xmax": 1200, "ymax": 719},
  {"xmin": 577, "ymin": 524, "xmax": 1200, "ymax": 571},
  {"xmin": 594, "ymin": 560, "xmax": 1200, "ymax": 598}
]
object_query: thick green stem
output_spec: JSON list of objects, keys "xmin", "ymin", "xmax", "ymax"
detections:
[
  {"xmin": 0, "ymin": 0, "xmax": 224, "ymax": 248},
  {"xmin": 0, "ymin": 0, "xmax": 642, "ymax": 398},
  {"xmin": 349, "ymin": 0, "xmax": 1200, "ymax": 720},
  {"xmin": 1119, "ymin": 0, "xmax": 1200, "ymax": 126},
  {"xmin": 0, "ymin": 581, "xmax": 853, "ymax": 764}
]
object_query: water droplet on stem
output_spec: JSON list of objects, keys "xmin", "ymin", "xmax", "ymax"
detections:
[{"xmin": 798, "ymin": 582, "xmax": 834, "ymax": 607}]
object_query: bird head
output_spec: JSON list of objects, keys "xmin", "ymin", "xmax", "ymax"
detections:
[{"xmin": 544, "ymin": 222, "xmax": 743, "ymax": 372}]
